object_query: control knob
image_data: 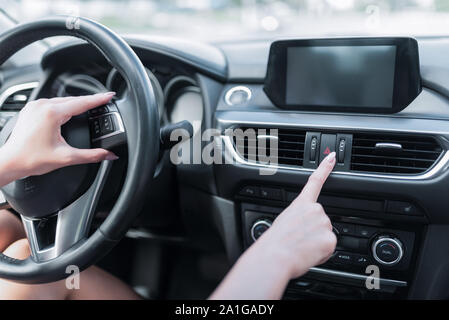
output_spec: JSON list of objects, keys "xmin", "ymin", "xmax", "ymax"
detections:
[
  {"xmin": 372, "ymin": 236, "xmax": 403, "ymax": 266},
  {"xmin": 250, "ymin": 219, "xmax": 272, "ymax": 241}
]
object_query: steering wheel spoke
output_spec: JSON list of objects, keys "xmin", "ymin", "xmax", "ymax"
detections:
[
  {"xmin": 89, "ymin": 101, "xmax": 126, "ymax": 149},
  {"xmin": 21, "ymin": 160, "xmax": 113, "ymax": 262}
]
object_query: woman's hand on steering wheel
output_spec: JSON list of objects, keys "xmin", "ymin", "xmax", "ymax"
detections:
[{"xmin": 0, "ymin": 92, "xmax": 118, "ymax": 187}]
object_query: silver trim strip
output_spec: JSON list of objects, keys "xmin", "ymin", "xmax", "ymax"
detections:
[
  {"xmin": 90, "ymin": 112, "xmax": 125, "ymax": 142},
  {"xmin": 308, "ymin": 267, "xmax": 407, "ymax": 287},
  {"xmin": 222, "ymin": 135, "xmax": 449, "ymax": 181},
  {"xmin": 21, "ymin": 160, "xmax": 113, "ymax": 262},
  {"xmin": 0, "ymin": 82, "xmax": 39, "ymax": 108},
  {"xmin": 250, "ymin": 220, "xmax": 272, "ymax": 242},
  {"xmin": 257, "ymin": 135, "xmax": 279, "ymax": 141},
  {"xmin": 224, "ymin": 86, "xmax": 252, "ymax": 106},
  {"xmin": 375, "ymin": 142, "xmax": 403, "ymax": 150}
]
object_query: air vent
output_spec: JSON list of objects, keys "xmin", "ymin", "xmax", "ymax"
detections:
[
  {"xmin": 233, "ymin": 127, "xmax": 306, "ymax": 167},
  {"xmin": 0, "ymin": 82, "xmax": 38, "ymax": 111},
  {"xmin": 351, "ymin": 133, "xmax": 443, "ymax": 174}
]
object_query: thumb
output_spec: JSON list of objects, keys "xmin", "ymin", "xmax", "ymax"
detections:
[{"xmin": 66, "ymin": 147, "xmax": 119, "ymax": 165}]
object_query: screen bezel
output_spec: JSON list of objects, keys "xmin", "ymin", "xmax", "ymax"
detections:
[{"xmin": 263, "ymin": 37, "xmax": 421, "ymax": 114}]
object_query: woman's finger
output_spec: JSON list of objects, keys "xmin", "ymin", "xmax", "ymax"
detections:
[
  {"xmin": 56, "ymin": 92, "xmax": 115, "ymax": 117},
  {"xmin": 298, "ymin": 152, "xmax": 336, "ymax": 203},
  {"xmin": 64, "ymin": 147, "xmax": 119, "ymax": 166}
]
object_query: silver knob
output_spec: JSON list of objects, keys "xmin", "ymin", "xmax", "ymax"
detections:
[
  {"xmin": 250, "ymin": 219, "xmax": 272, "ymax": 241},
  {"xmin": 372, "ymin": 236, "xmax": 403, "ymax": 266}
]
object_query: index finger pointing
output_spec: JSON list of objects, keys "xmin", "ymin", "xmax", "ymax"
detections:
[
  {"xmin": 298, "ymin": 152, "xmax": 336, "ymax": 202},
  {"xmin": 56, "ymin": 92, "xmax": 115, "ymax": 116}
]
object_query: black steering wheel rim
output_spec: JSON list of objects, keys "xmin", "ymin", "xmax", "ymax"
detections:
[{"xmin": 0, "ymin": 16, "xmax": 159, "ymax": 283}]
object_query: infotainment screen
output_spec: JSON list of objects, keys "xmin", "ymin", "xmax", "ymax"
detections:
[
  {"xmin": 286, "ymin": 46, "xmax": 397, "ymax": 107},
  {"xmin": 264, "ymin": 38, "xmax": 421, "ymax": 114}
]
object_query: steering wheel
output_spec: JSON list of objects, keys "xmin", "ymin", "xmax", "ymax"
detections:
[{"xmin": 0, "ymin": 16, "xmax": 160, "ymax": 283}]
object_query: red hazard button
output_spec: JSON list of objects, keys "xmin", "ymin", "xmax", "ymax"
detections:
[{"xmin": 319, "ymin": 134, "xmax": 337, "ymax": 163}]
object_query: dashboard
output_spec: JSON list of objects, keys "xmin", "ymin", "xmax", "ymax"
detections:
[{"xmin": 2, "ymin": 35, "xmax": 449, "ymax": 299}]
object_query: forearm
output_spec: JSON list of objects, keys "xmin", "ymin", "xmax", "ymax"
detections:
[
  {"xmin": 0, "ymin": 146, "xmax": 24, "ymax": 188},
  {"xmin": 209, "ymin": 240, "xmax": 292, "ymax": 300}
]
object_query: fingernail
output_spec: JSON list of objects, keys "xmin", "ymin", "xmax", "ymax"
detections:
[
  {"xmin": 105, "ymin": 153, "xmax": 119, "ymax": 161},
  {"xmin": 327, "ymin": 152, "xmax": 336, "ymax": 162},
  {"xmin": 102, "ymin": 91, "xmax": 116, "ymax": 97}
]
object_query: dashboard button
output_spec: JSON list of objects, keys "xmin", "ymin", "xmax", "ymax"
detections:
[
  {"xmin": 354, "ymin": 255, "xmax": 369, "ymax": 266},
  {"xmin": 387, "ymin": 201, "xmax": 420, "ymax": 215},
  {"xmin": 239, "ymin": 186, "xmax": 259, "ymax": 197},
  {"xmin": 259, "ymin": 187, "xmax": 282, "ymax": 200},
  {"xmin": 332, "ymin": 251, "xmax": 355, "ymax": 264},
  {"xmin": 337, "ymin": 138, "xmax": 346, "ymax": 163},
  {"xmin": 319, "ymin": 134, "xmax": 336, "ymax": 163},
  {"xmin": 286, "ymin": 191, "xmax": 299, "ymax": 202},
  {"xmin": 310, "ymin": 136, "xmax": 318, "ymax": 161},
  {"xmin": 355, "ymin": 225, "xmax": 377, "ymax": 238},
  {"xmin": 333, "ymin": 223, "xmax": 355, "ymax": 236}
]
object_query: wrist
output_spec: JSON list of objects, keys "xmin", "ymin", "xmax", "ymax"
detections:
[
  {"xmin": 248, "ymin": 234, "xmax": 295, "ymax": 282},
  {"xmin": 254, "ymin": 229, "xmax": 309, "ymax": 280},
  {"xmin": 0, "ymin": 145, "xmax": 28, "ymax": 186}
]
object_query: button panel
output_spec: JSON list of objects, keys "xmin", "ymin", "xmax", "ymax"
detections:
[
  {"xmin": 90, "ymin": 114, "xmax": 116, "ymax": 139},
  {"xmin": 236, "ymin": 185, "xmax": 423, "ymax": 216},
  {"xmin": 88, "ymin": 102, "xmax": 124, "ymax": 145}
]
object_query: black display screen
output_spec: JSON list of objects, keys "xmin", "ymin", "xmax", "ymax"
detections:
[
  {"xmin": 285, "ymin": 45, "xmax": 397, "ymax": 108},
  {"xmin": 264, "ymin": 38, "xmax": 421, "ymax": 114}
]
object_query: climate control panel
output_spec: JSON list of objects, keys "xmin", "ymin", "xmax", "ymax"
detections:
[{"xmin": 243, "ymin": 209, "xmax": 415, "ymax": 275}]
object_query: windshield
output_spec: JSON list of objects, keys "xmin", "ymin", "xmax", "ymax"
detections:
[{"xmin": 2, "ymin": 0, "xmax": 449, "ymax": 42}]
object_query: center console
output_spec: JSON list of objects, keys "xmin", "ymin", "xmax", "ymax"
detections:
[
  {"xmin": 210, "ymin": 36, "xmax": 449, "ymax": 299},
  {"xmin": 237, "ymin": 188, "xmax": 424, "ymax": 299}
]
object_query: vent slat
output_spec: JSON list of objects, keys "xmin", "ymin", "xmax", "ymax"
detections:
[
  {"xmin": 234, "ymin": 127, "xmax": 306, "ymax": 167},
  {"xmin": 351, "ymin": 133, "xmax": 442, "ymax": 175},
  {"xmin": 1, "ymin": 88, "xmax": 33, "ymax": 111}
]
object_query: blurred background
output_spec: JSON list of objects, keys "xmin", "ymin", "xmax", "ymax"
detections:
[{"xmin": 1, "ymin": 0, "xmax": 449, "ymax": 42}]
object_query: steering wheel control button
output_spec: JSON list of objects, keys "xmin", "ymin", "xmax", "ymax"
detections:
[
  {"xmin": 250, "ymin": 219, "xmax": 272, "ymax": 241},
  {"xmin": 90, "ymin": 118, "xmax": 101, "ymax": 138},
  {"xmin": 88, "ymin": 104, "xmax": 109, "ymax": 116},
  {"xmin": 372, "ymin": 236, "xmax": 404, "ymax": 266},
  {"xmin": 99, "ymin": 115, "xmax": 115, "ymax": 134},
  {"xmin": 319, "ymin": 134, "xmax": 337, "ymax": 163}
]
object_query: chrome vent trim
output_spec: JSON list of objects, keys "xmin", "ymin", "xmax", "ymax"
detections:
[
  {"xmin": 232, "ymin": 127, "xmax": 306, "ymax": 167},
  {"xmin": 351, "ymin": 133, "xmax": 443, "ymax": 174},
  {"xmin": 223, "ymin": 133, "xmax": 449, "ymax": 181},
  {"xmin": 0, "ymin": 82, "xmax": 38, "ymax": 111}
]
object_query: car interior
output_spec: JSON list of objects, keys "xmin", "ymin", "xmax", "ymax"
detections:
[{"xmin": 1, "ymin": 1, "xmax": 449, "ymax": 300}]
